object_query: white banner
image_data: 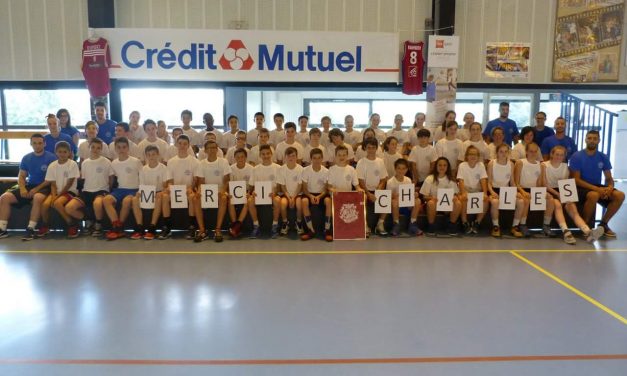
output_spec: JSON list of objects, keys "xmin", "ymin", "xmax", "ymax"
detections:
[
  {"xmin": 169, "ymin": 185, "xmax": 188, "ymax": 209},
  {"xmin": 94, "ymin": 28, "xmax": 400, "ymax": 82},
  {"xmin": 558, "ymin": 179, "xmax": 579, "ymax": 203},
  {"xmin": 139, "ymin": 185, "xmax": 156, "ymax": 209},
  {"xmin": 467, "ymin": 192, "xmax": 484, "ymax": 214},
  {"xmin": 229, "ymin": 181, "xmax": 247, "ymax": 205},
  {"xmin": 398, "ymin": 184, "xmax": 415, "ymax": 208},
  {"xmin": 436, "ymin": 188, "xmax": 455, "ymax": 212},
  {"xmin": 498, "ymin": 187, "xmax": 517, "ymax": 210},
  {"xmin": 375, "ymin": 190, "xmax": 391, "ymax": 214},
  {"xmin": 427, "ymin": 35, "xmax": 459, "ymax": 68},
  {"xmin": 254, "ymin": 181, "xmax": 273, "ymax": 205},
  {"xmin": 200, "ymin": 184, "xmax": 219, "ymax": 209},
  {"xmin": 530, "ymin": 187, "xmax": 547, "ymax": 211}
]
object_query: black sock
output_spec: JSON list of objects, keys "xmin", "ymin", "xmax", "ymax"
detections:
[{"xmin": 164, "ymin": 217, "xmax": 172, "ymax": 228}]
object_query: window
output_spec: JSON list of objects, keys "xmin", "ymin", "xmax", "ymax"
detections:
[
  {"xmin": 120, "ymin": 88, "xmax": 224, "ymax": 129},
  {"xmin": 371, "ymin": 100, "xmax": 427, "ymax": 130},
  {"xmin": 308, "ymin": 101, "xmax": 370, "ymax": 128},
  {"xmin": 453, "ymin": 102, "xmax": 484, "ymax": 124},
  {"xmin": 488, "ymin": 95, "xmax": 533, "ymax": 128}
]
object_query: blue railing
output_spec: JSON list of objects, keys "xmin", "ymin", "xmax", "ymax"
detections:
[{"xmin": 560, "ymin": 93, "xmax": 617, "ymax": 157}]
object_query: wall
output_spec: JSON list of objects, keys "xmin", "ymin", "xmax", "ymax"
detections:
[
  {"xmin": 0, "ymin": 0, "xmax": 89, "ymax": 80},
  {"xmin": 455, "ymin": 0, "xmax": 627, "ymax": 84}
]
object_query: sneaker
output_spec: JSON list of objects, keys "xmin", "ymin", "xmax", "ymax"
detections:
[
  {"xmin": 519, "ymin": 224, "xmax": 531, "ymax": 237},
  {"xmin": 271, "ymin": 224, "xmax": 280, "ymax": 239},
  {"xmin": 408, "ymin": 222, "xmax": 419, "ymax": 236},
  {"xmin": 143, "ymin": 231, "xmax": 155, "ymax": 240},
  {"xmin": 425, "ymin": 224, "xmax": 436, "ymax": 237},
  {"xmin": 0, "ymin": 229, "xmax": 8, "ymax": 239},
  {"xmin": 563, "ymin": 230, "xmax": 576, "ymax": 245},
  {"xmin": 324, "ymin": 229, "xmax": 333, "ymax": 242},
  {"xmin": 463, "ymin": 222, "xmax": 472, "ymax": 235},
  {"xmin": 391, "ymin": 223, "xmax": 401, "ymax": 236},
  {"xmin": 249, "ymin": 225, "xmax": 260, "ymax": 239},
  {"xmin": 158, "ymin": 227, "xmax": 171, "ymax": 240},
  {"xmin": 375, "ymin": 223, "xmax": 388, "ymax": 236},
  {"xmin": 22, "ymin": 227, "xmax": 36, "ymax": 241},
  {"xmin": 296, "ymin": 222, "xmax": 304, "ymax": 235},
  {"xmin": 366, "ymin": 228, "xmax": 371, "ymax": 238},
  {"xmin": 491, "ymin": 225, "xmax": 501, "ymax": 237},
  {"xmin": 130, "ymin": 231, "xmax": 143, "ymax": 240},
  {"xmin": 601, "ymin": 223, "xmax": 616, "ymax": 238},
  {"xmin": 229, "ymin": 221, "xmax": 240, "ymax": 237},
  {"xmin": 586, "ymin": 226, "xmax": 605, "ymax": 242},
  {"xmin": 542, "ymin": 225, "xmax": 555, "ymax": 237},
  {"xmin": 186, "ymin": 226, "xmax": 197, "ymax": 240},
  {"xmin": 214, "ymin": 230, "xmax": 223, "ymax": 243},
  {"xmin": 471, "ymin": 221, "xmax": 479, "ymax": 235},
  {"xmin": 193, "ymin": 230, "xmax": 208, "ymax": 243},
  {"xmin": 36, "ymin": 226, "xmax": 50, "ymax": 238},
  {"xmin": 280, "ymin": 222, "xmax": 289, "ymax": 236},
  {"xmin": 447, "ymin": 222, "xmax": 458, "ymax": 236},
  {"xmin": 67, "ymin": 226, "xmax": 80, "ymax": 239},
  {"xmin": 105, "ymin": 229, "xmax": 124, "ymax": 240},
  {"xmin": 91, "ymin": 226, "xmax": 103, "ymax": 237},
  {"xmin": 511, "ymin": 226, "xmax": 523, "ymax": 238},
  {"xmin": 300, "ymin": 230, "xmax": 314, "ymax": 241}
]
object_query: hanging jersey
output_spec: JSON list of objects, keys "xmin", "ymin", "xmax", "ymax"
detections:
[
  {"xmin": 81, "ymin": 38, "xmax": 112, "ymax": 97},
  {"xmin": 401, "ymin": 41, "xmax": 425, "ymax": 95}
]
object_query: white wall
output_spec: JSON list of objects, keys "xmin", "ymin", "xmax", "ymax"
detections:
[
  {"xmin": 0, "ymin": 0, "xmax": 89, "ymax": 80},
  {"xmin": 455, "ymin": 0, "xmax": 627, "ymax": 84}
]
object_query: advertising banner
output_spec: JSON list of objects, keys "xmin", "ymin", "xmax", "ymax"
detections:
[{"xmin": 485, "ymin": 42, "xmax": 531, "ymax": 78}]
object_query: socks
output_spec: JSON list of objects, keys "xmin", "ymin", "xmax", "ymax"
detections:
[
  {"xmin": 28, "ymin": 220, "xmax": 37, "ymax": 229},
  {"xmin": 253, "ymin": 220, "xmax": 259, "ymax": 226},
  {"xmin": 581, "ymin": 225, "xmax": 590, "ymax": 234},
  {"xmin": 410, "ymin": 218, "xmax": 417, "ymax": 224},
  {"xmin": 520, "ymin": 217, "xmax": 527, "ymax": 225},
  {"xmin": 543, "ymin": 216, "xmax": 552, "ymax": 225},
  {"xmin": 377, "ymin": 219, "xmax": 385, "ymax": 226},
  {"xmin": 492, "ymin": 219, "xmax": 499, "ymax": 226},
  {"xmin": 304, "ymin": 216, "xmax": 314, "ymax": 232},
  {"xmin": 0, "ymin": 220, "xmax": 8, "ymax": 231},
  {"xmin": 512, "ymin": 219, "xmax": 520, "ymax": 226},
  {"xmin": 559, "ymin": 223, "xmax": 568, "ymax": 231},
  {"xmin": 324, "ymin": 216, "xmax": 331, "ymax": 230},
  {"xmin": 272, "ymin": 220, "xmax": 278, "ymax": 226}
]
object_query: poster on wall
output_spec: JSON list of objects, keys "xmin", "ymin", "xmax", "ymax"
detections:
[
  {"xmin": 552, "ymin": 1, "xmax": 624, "ymax": 82},
  {"xmin": 426, "ymin": 35, "xmax": 459, "ymax": 128},
  {"xmin": 485, "ymin": 42, "xmax": 531, "ymax": 78}
]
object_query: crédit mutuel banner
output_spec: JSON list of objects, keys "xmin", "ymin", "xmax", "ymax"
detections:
[{"xmin": 94, "ymin": 28, "xmax": 400, "ymax": 82}]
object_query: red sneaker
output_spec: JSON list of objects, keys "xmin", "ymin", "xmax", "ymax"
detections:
[
  {"xmin": 36, "ymin": 226, "xmax": 50, "ymax": 238},
  {"xmin": 325, "ymin": 229, "xmax": 333, "ymax": 242},
  {"xmin": 143, "ymin": 231, "xmax": 155, "ymax": 240},
  {"xmin": 106, "ymin": 229, "xmax": 124, "ymax": 240},
  {"xmin": 67, "ymin": 226, "xmax": 79, "ymax": 239},
  {"xmin": 130, "ymin": 231, "xmax": 143, "ymax": 240},
  {"xmin": 300, "ymin": 230, "xmax": 314, "ymax": 241}
]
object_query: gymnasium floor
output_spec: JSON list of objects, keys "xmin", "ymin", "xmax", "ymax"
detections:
[{"xmin": 1, "ymin": 189, "xmax": 626, "ymax": 375}]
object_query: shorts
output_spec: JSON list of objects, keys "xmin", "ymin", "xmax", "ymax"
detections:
[
  {"xmin": 109, "ymin": 188, "xmax": 139, "ymax": 203},
  {"xmin": 7, "ymin": 184, "xmax": 51, "ymax": 208},
  {"xmin": 305, "ymin": 193, "xmax": 328, "ymax": 207},
  {"xmin": 57, "ymin": 191, "xmax": 77, "ymax": 202},
  {"xmin": 578, "ymin": 185, "xmax": 611, "ymax": 208},
  {"xmin": 77, "ymin": 190, "xmax": 109, "ymax": 207}
]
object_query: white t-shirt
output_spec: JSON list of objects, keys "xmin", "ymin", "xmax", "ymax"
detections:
[
  {"xmin": 277, "ymin": 164, "xmax": 304, "ymax": 196},
  {"xmin": 249, "ymin": 162, "xmax": 280, "ymax": 190},
  {"xmin": 462, "ymin": 140, "xmax": 490, "ymax": 162},
  {"xmin": 419, "ymin": 175, "xmax": 459, "ymax": 197},
  {"xmin": 199, "ymin": 129, "xmax": 224, "ymax": 149},
  {"xmin": 78, "ymin": 140, "xmax": 110, "ymax": 161},
  {"xmin": 435, "ymin": 138, "xmax": 464, "ymax": 170},
  {"xmin": 303, "ymin": 144, "xmax": 329, "ymax": 164},
  {"xmin": 230, "ymin": 163, "xmax": 254, "ymax": 185},
  {"xmin": 166, "ymin": 155, "xmax": 199, "ymax": 187},
  {"xmin": 222, "ymin": 131, "xmax": 239, "ymax": 150},
  {"xmin": 164, "ymin": 145, "xmax": 196, "ymax": 161},
  {"xmin": 490, "ymin": 159, "xmax": 513, "ymax": 188},
  {"xmin": 129, "ymin": 124, "xmax": 147, "ymax": 144},
  {"xmin": 343, "ymin": 129, "xmax": 361, "ymax": 146},
  {"xmin": 327, "ymin": 164, "xmax": 358, "ymax": 192},
  {"xmin": 295, "ymin": 131, "xmax": 310, "ymax": 147},
  {"xmin": 301, "ymin": 165, "xmax": 329, "ymax": 194},
  {"xmin": 269, "ymin": 129, "xmax": 286, "ymax": 146},
  {"xmin": 542, "ymin": 161, "xmax": 569, "ymax": 189},
  {"xmin": 108, "ymin": 140, "xmax": 142, "ymax": 160},
  {"xmin": 363, "ymin": 127, "xmax": 387, "ymax": 143},
  {"xmin": 274, "ymin": 140, "xmax": 305, "ymax": 162},
  {"xmin": 197, "ymin": 147, "xmax": 225, "ymax": 161},
  {"xmin": 511, "ymin": 142, "xmax": 543, "ymax": 161},
  {"xmin": 45, "ymin": 159, "xmax": 80, "ymax": 195},
  {"xmin": 137, "ymin": 137, "xmax": 169, "ymax": 162},
  {"xmin": 386, "ymin": 175, "xmax": 412, "ymax": 195},
  {"xmin": 225, "ymin": 146, "xmax": 249, "ymax": 165},
  {"xmin": 456, "ymin": 162, "xmax": 488, "ymax": 193},
  {"xmin": 248, "ymin": 145, "xmax": 275, "ymax": 165},
  {"xmin": 246, "ymin": 127, "xmax": 264, "ymax": 147},
  {"xmin": 81, "ymin": 156, "xmax": 113, "ymax": 192},
  {"xmin": 457, "ymin": 128, "xmax": 470, "ymax": 142},
  {"xmin": 320, "ymin": 130, "xmax": 331, "ymax": 147},
  {"xmin": 194, "ymin": 157, "xmax": 231, "ymax": 190},
  {"xmin": 140, "ymin": 163, "xmax": 168, "ymax": 191},
  {"xmin": 408, "ymin": 144, "xmax": 438, "ymax": 183},
  {"xmin": 382, "ymin": 152, "xmax": 403, "ymax": 178},
  {"xmin": 354, "ymin": 147, "xmax": 384, "ymax": 162},
  {"xmin": 519, "ymin": 159, "xmax": 541, "ymax": 188},
  {"xmin": 386, "ymin": 129, "xmax": 409, "ymax": 144},
  {"xmin": 326, "ymin": 143, "xmax": 354, "ymax": 165},
  {"xmin": 182, "ymin": 127, "xmax": 203, "ymax": 147},
  {"xmin": 111, "ymin": 156, "xmax": 142, "ymax": 189},
  {"xmin": 408, "ymin": 127, "xmax": 433, "ymax": 145},
  {"xmin": 356, "ymin": 157, "xmax": 388, "ymax": 191}
]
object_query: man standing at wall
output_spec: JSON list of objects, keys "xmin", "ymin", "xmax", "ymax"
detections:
[
  {"xmin": 483, "ymin": 102, "xmax": 519, "ymax": 146},
  {"xmin": 540, "ymin": 117, "xmax": 577, "ymax": 161},
  {"xmin": 94, "ymin": 101, "xmax": 118, "ymax": 145},
  {"xmin": 533, "ymin": 111, "xmax": 555, "ymax": 147}
]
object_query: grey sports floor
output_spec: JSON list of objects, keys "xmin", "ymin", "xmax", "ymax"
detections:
[{"xmin": 1, "ymin": 187, "xmax": 626, "ymax": 375}]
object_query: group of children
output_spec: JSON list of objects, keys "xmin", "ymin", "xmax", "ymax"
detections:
[{"xmin": 0, "ymin": 109, "xmax": 616, "ymax": 245}]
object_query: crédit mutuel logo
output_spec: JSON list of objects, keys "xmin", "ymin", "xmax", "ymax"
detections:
[{"xmin": 120, "ymin": 39, "xmax": 363, "ymax": 72}]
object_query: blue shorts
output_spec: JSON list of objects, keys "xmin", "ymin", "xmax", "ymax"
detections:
[{"xmin": 109, "ymin": 188, "xmax": 138, "ymax": 203}]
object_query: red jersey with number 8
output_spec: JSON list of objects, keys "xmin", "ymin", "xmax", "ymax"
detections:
[
  {"xmin": 81, "ymin": 38, "xmax": 112, "ymax": 97},
  {"xmin": 401, "ymin": 41, "xmax": 424, "ymax": 95}
]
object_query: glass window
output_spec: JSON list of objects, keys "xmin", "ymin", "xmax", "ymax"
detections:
[
  {"xmin": 4, "ymin": 89, "xmax": 91, "ymax": 128},
  {"xmin": 539, "ymin": 101, "xmax": 562, "ymax": 123},
  {"xmin": 120, "ymin": 88, "xmax": 224, "ymax": 129},
  {"xmin": 454, "ymin": 102, "xmax": 484, "ymax": 125},
  {"xmin": 308, "ymin": 101, "xmax": 370, "ymax": 128},
  {"xmin": 371, "ymin": 100, "xmax": 427, "ymax": 130},
  {"xmin": 597, "ymin": 104, "xmax": 627, "ymax": 113},
  {"xmin": 488, "ymin": 95, "xmax": 532, "ymax": 128}
]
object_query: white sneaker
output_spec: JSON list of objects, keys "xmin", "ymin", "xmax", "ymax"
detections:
[
  {"xmin": 563, "ymin": 230, "xmax": 576, "ymax": 245},
  {"xmin": 586, "ymin": 227, "xmax": 605, "ymax": 242}
]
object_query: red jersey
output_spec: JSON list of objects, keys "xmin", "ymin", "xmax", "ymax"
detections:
[
  {"xmin": 401, "ymin": 41, "xmax": 424, "ymax": 95},
  {"xmin": 81, "ymin": 38, "xmax": 112, "ymax": 97}
]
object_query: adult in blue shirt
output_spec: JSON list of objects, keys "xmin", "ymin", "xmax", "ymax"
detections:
[
  {"xmin": 56, "ymin": 108, "xmax": 80, "ymax": 146},
  {"xmin": 570, "ymin": 130, "xmax": 624, "ymax": 238},
  {"xmin": 483, "ymin": 102, "xmax": 519, "ymax": 146},
  {"xmin": 533, "ymin": 111, "xmax": 555, "ymax": 147},
  {"xmin": 0, "ymin": 133, "xmax": 57, "ymax": 239},
  {"xmin": 94, "ymin": 101, "xmax": 117, "ymax": 144},
  {"xmin": 44, "ymin": 114, "xmax": 77, "ymax": 156},
  {"xmin": 540, "ymin": 117, "xmax": 577, "ymax": 161}
]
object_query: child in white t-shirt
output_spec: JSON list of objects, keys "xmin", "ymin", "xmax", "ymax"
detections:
[
  {"xmin": 326, "ymin": 145, "xmax": 362, "ymax": 241},
  {"xmin": 303, "ymin": 128, "xmax": 329, "ymax": 166},
  {"xmin": 457, "ymin": 145, "xmax": 489, "ymax": 235},
  {"xmin": 387, "ymin": 159, "xmax": 423, "ymax": 236},
  {"xmin": 131, "ymin": 145, "xmax": 168, "ymax": 240},
  {"xmin": 356, "ymin": 138, "xmax": 389, "ymax": 236},
  {"xmin": 78, "ymin": 121, "xmax": 110, "ymax": 164},
  {"xmin": 276, "ymin": 147, "xmax": 304, "ymax": 237},
  {"xmin": 224, "ymin": 130, "xmax": 249, "ymax": 165},
  {"xmin": 408, "ymin": 128, "xmax": 438, "ymax": 186},
  {"xmin": 274, "ymin": 122, "xmax": 305, "ymax": 165},
  {"xmin": 382, "ymin": 136, "xmax": 404, "ymax": 178},
  {"xmin": 247, "ymin": 144, "xmax": 281, "ymax": 239},
  {"xmin": 419, "ymin": 157, "xmax": 461, "ymax": 236},
  {"xmin": 137, "ymin": 119, "xmax": 169, "ymax": 162},
  {"xmin": 227, "ymin": 148, "xmax": 253, "ymax": 238},
  {"xmin": 300, "ymin": 148, "xmax": 329, "ymax": 241}
]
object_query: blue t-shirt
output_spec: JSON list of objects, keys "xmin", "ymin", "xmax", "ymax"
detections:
[
  {"xmin": 483, "ymin": 118, "xmax": 519, "ymax": 145},
  {"xmin": 60, "ymin": 125, "xmax": 80, "ymax": 140},
  {"xmin": 44, "ymin": 133, "xmax": 78, "ymax": 156},
  {"xmin": 540, "ymin": 135, "xmax": 577, "ymax": 161},
  {"xmin": 96, "ymin": 119, "xmax": 117, "ymax": 144},
  {"xmin": 19, "ymin": 151, "xmax": 57, "ymax": 186},
  {"xmin": 569, "ymin": 149, "xmax": 612, "ymax": 186},
  {"xmin": 533, "ymin": 127, "xmax": 555, "ymax": 147}
]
